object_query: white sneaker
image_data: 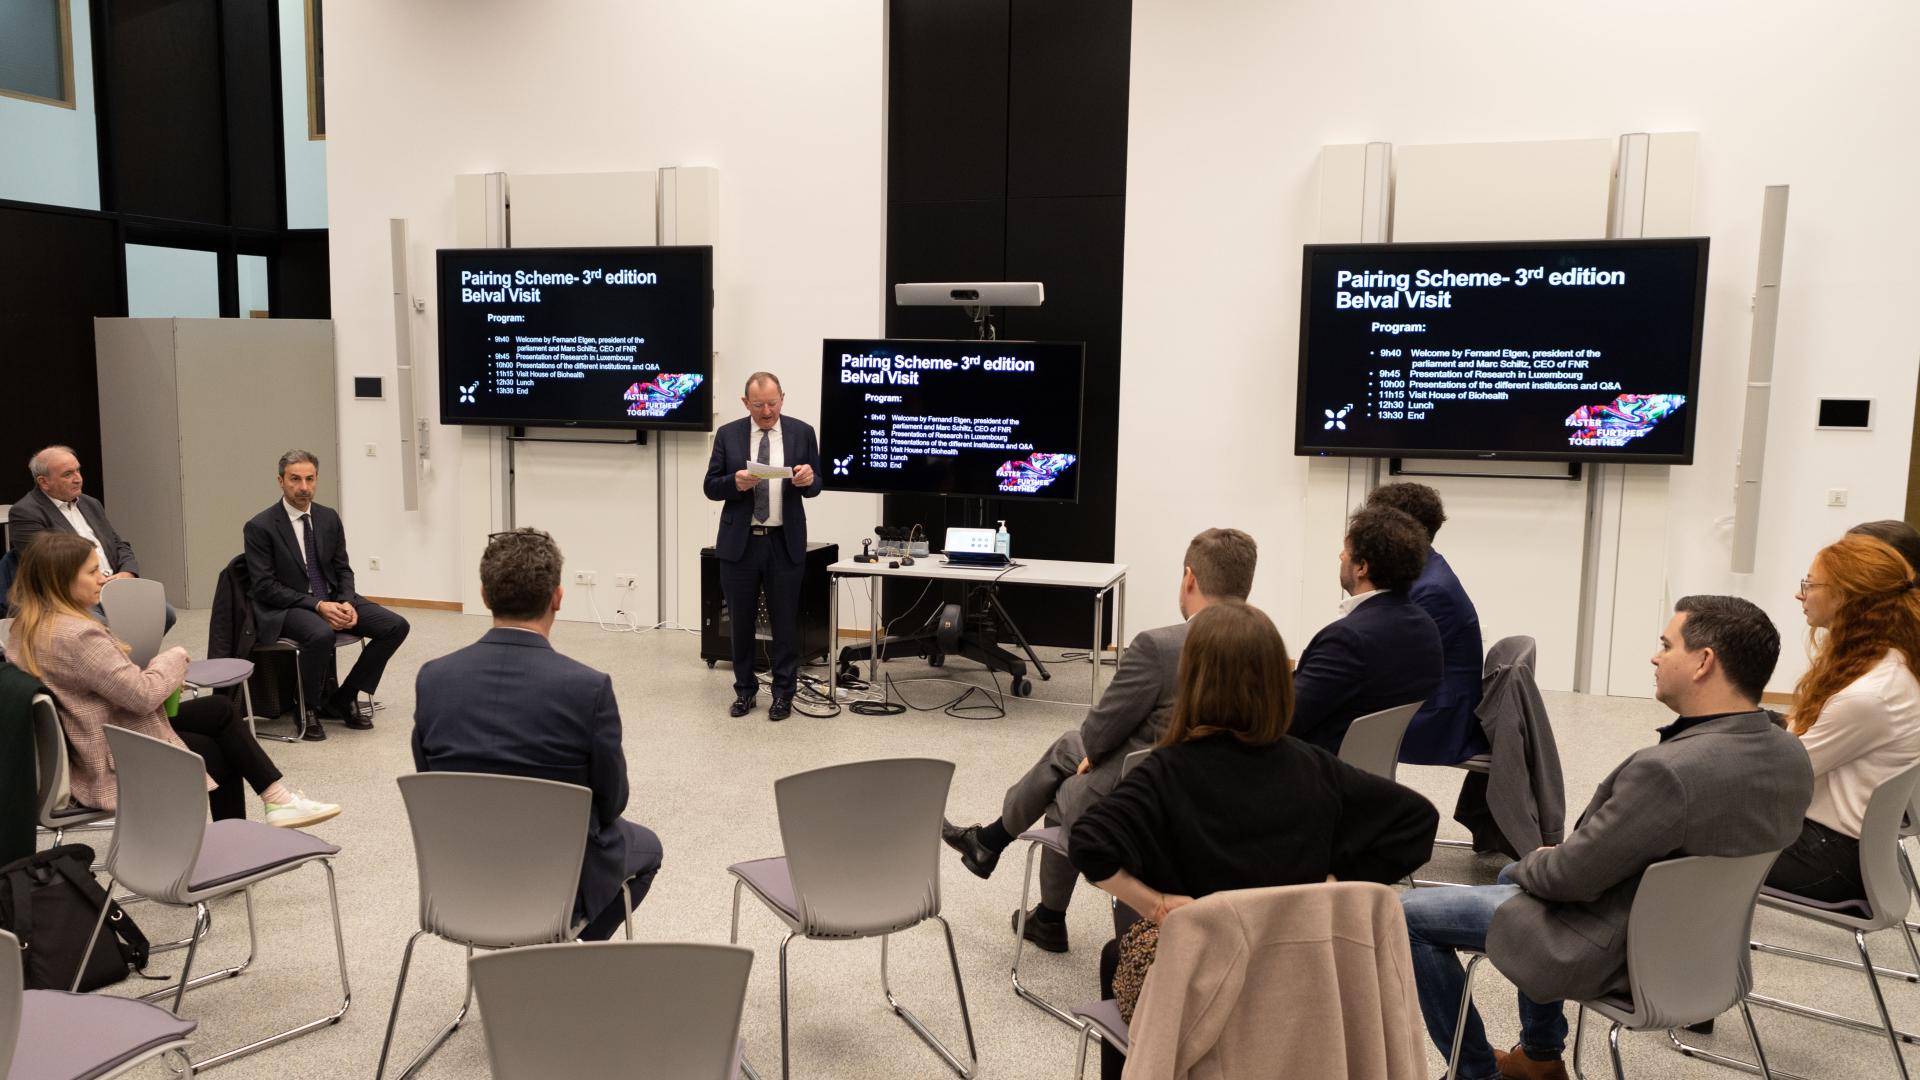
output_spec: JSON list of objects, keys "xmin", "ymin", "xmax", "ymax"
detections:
[{"xmin": 264, "ymin": 791, "xmax": 341, "ymax": 829}]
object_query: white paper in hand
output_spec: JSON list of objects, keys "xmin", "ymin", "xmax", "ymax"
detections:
[{"xmin": 746, "ymin": 460, "xmax": 793, "ymax": 480}]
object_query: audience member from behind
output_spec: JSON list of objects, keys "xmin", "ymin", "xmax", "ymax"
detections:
[
  {"xmin": 4, "ymin": 533, "xmax": 338, "ymax": 827},
  {"xmin": 412, "ymin": 528, "xmax": 663, "ymax": 940},
  {"xmin": 1288, "ymin": 505, "xmax": 1443, "ymax": 753},
  {"xmin": 1848, "ymin": 519, "xmax": 1920, "ymax": 575},
  {"xmin": 1399, "ymin": 596, "xmax": 1811, "ymax": 1080},
  {"xmin": 1365, "ymin": 482, "xmax": 1486, "ymax": 764},
  {"xmin": 9, "ymin": 445, "xmax": 176, "ymax": 632},
  {"xmin": 1069, "ymin": 602, "xmax": 1438, "ymax": 1044},
  {"xmin": 940, "ymin": 528, "xmax": 1258, "ymax": 955},
  {"xmin": 1771, "ymin": 535, "xmax": 1920, "ymax": 902}
]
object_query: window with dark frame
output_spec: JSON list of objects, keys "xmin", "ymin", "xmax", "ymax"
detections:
[{"xmin": 0, "ymin": 0, "xmax": 75, "ymax": 109}]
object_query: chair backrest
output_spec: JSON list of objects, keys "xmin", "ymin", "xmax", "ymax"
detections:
[
  {"xmin": 30, "ymin": 693, "xmax": 80, "ymax": 828},
  {"xmin": 99, "ymin": 577, "xmax": 168, "ymax": 668},
  {"xmin": 396, "ymin": 772, "xmax": 592, "ymax": 946},
  {"xmin": 774, "ymin": 758, "xmax": 954, "ymax": 938},
  {"xmin": 1852, "ymin": 760, "xmax": 1920, "ymax": 928},
  {"xmin": 471, "ymin": 942, "xmax": 753, "ymax": 1080},
  {"xmin": 0, "ymin": 929, "xmax": 21, "ymax": 1080},
  {"xmin": 99, "ymin": 727, "xmax": 210, "ymax": 903},
  {"xmin": 1121, "ymin": 748, "xmax": 1151, "ymax": 776},
  {"xmin": 1617, "ymin": 852, "xmax": 1779, "ymax": 1029},
  {"xmin": 1337, "ymin": 701, "xmax": 1423, "ymax": 781}
]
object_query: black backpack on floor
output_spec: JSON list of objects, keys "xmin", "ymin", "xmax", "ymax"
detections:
[{"xmin": 0, "ymin": 843, "xmax": 151, "ymax": 991}]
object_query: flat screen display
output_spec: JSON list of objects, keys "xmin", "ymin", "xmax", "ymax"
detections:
[
  {"xmin": 819, "ymin": 338, "xmax": 1085, "ymax": 501},
  {"xmin": 436, "ymin": 245, "xmax": 713, "ymax": 431},
  {"xmin": 1295, "ymin": 238, "xmax": 1708, "ymax": 463}
]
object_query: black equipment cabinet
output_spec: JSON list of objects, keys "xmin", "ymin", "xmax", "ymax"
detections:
[{"xmin": 700, "ymin": 542, "xmax": 838, "ymax": 669}]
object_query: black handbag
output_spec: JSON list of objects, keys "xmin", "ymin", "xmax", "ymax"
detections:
[{"xmin": 0, "ymin": 843, "xmax": 151, "ymax": 991}]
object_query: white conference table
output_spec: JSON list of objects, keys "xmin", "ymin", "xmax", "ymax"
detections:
[{"xmin": 827, "ymin": 556, "xmax": 1128, "ymax": 702}]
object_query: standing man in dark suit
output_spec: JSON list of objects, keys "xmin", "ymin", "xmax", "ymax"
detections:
[
  {"xmin": 412, "ymin": 528, "xmax": 661, "ymax": 940},
  {"xmin": 1400, "ymin": 596, "xmax": 1812, "ymax": 1080},
  {"xmin": 1289, "ymin": 505, "xmax": 1444, "ymax": 754},
  {"xmin": 940, "ymin": 528, "xmax": 1258, "ymax": 953},
  {"xmin": 1365, "ymin": 482, "xmax": 1487, "ymax": 765},
  {"xmin": 9, "ymin": 445, "xmax": 175, "ymax": 632},
  {"xmin": 703, "ymin": 371, "xmax": 823, "ymax": 721},
  {"xmin": 243, "ymin": 449, "xmax": 409, "ymax": 740}
]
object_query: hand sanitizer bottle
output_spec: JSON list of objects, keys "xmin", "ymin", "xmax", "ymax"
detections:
[{"xmin": 995, "ymin": 519, "xmax": 1011, "ymax": 559}]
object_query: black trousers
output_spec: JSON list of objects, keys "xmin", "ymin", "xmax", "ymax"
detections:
[
  {"xmin": 1099, "ymin": 936, "xmax": 1125, "ymax": 1080},
  {"xmin": 577, "ymin": 820, "xmax": 665, "ymax": 941},
  {"xmin": 279, "ymin": 598, "xmax": 410, "ymax": 708},
  {"xmin": 1765, "ymin": 817, "xmax": 1866, "ymax": 904},
  {"xmin": 719, "ymin": 531, "xmax": 803, "ymax": 698},
  {"xmin": 171, "ymin": 695, "xmax": 283, "ymax": 821}
]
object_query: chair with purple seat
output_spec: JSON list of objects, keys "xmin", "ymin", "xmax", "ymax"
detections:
[
  {"xmin": 1, "ymin": 928, "xmax": 198, "ymax": 1080},
  {"xmin": 72, "ymin": 726, "xmax": 349, "ymax": 1072},
  {"xmin": 728, "ymin": 758, "xmax": 976, "ymax": 1080},
  {"xmin": 98, "ymin": 576, "xmax": 284, "ymax": 743}
]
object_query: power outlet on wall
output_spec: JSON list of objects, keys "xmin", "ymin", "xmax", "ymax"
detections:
[
  {"xmin": 368, "ymin": 557, "xmax": 382, "ymax": 571},
  {"xmin": 614, "ymin": 573, "xmax": 638, "ymax": 589},
  {"xmin": 1827, "ymin": 488, "xmax": 1849, "ymax": 508},
  {"xmin": 574, "ymin": 570, "xmax": 597, "ymax": 586}
]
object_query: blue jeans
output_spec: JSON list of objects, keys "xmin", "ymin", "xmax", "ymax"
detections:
[{"xmin": 1401, "ymin": 867, "xmax": 1568, "ymax": 1080}]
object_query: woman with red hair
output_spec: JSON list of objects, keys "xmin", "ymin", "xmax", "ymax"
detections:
[{"xmin": 1770, "ymin": 534, "xmax": 1920, "ymax": 901}]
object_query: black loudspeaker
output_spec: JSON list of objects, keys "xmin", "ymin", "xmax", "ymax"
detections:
[{"xmin": 700, "ymin": 542, "xmax": 838, "ymax": 670}]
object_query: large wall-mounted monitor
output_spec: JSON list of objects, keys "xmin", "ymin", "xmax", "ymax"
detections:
[
  {"xmin": 1295, "ymin": 237, "xmax": 1709, "ymax": 464},
  {"xmin": 819, "ymin": 338, "xmax": 1085, "ymax": 501},
  {"xmin": 436, "ymin": 245, "xmax": 714, "ymax": 431}
]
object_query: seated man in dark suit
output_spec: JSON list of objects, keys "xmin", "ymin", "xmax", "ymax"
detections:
[
  {"xmin": 412, "ymin": 528, "xmax": 663, "ymax": 940},
  {"xmin": 1401, "ymin": 596, "xmax": 1813, "ymax": 1080},
  {"xmin": 939, "ymin": 527, "xmax": 1258, "ymax": 954},
  {"xmin": 9, "ymin": 445, "xmax": 175, "ymax": 632},
  {"xmin": 1366, "ymin": 482, "xmax": 1486, "ymax": 765},
  {"xmin": 1288, "ymin": 505, "xmax": 1443, "ymax": 754},
  {"xmin": 243, "ymin": 449, "xmax": 409, "ymax": 740}
]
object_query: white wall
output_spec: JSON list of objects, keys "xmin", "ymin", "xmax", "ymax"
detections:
[
  {"xmin": 1119, "ymin": 0, "xmax": 1920, "ymax": 693},
  {"xmin": 0, "ymin": 0, "xmax": 98, "ymax": 209},
  {"xmin": 323, "ymin": 2, "xmax": 885, "ymax": 618}
]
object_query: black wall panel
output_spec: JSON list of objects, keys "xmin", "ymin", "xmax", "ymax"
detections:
[
  {"xmin": 272, "ymin": 230, "xmax": 332, "ymax": 319},
  {"xmin": 0, "ymin": 207, "xmax": 127, "ymax": 505},
  {"xmin": 887, "ymin": 1, "xmax": 1010, "ymax": 204},
  {"xmin": 1007, "ymin": 0, "xmax": 1131, "ymax": 198},
  {"xmin": 103, "ymin": 0, "xmax": 228, "ymax": 223},
  {"xmin": 220, "ymin": 0, "xmax": 284, "ymax": 230}
]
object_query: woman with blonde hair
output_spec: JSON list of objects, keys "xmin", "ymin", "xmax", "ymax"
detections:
[
  {"xmin": 5, "ymin": 532, "xmax": 338, "ymax": 827},
  {"xmin": 1769, "ymin": 534, "xmax": 1920, "ymax": 901}
]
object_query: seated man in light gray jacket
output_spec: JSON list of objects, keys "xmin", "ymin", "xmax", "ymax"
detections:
[
  {"xmin": 1400, "ymin": 595, "xmax": 1813, "ymax": 1080},
  {"xmin": 941, "ymin": 527, "xmax": 1256, "ymax": 954}
]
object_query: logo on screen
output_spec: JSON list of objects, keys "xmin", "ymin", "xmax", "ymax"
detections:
[
  {"xmin": 458, "ymin": 382, "xmax": 478, "ymax": 404},
  {"xmin": 1323, "ymin": 403, "xmax": 1353, "ymax": 431},
  {"xmin": 833, "ymin": 455, "xmax": 852, "ymax": 476},
  {"xmin": 622, "ymin": 373, "xmax": 704, "ymax": 419},
  {"xmin": 995, "ymin": 452, "xmax": 1076, "ymax": 494},
  {"xmin": 1565, "ymin": 394, "xmax": 1686, "ymax": 449}
]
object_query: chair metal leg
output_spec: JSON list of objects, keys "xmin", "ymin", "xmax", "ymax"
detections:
[
  {"xmin": 242, "ymin": 678, "xmax": 297, "ymax": 744},
  {"xmin": 376, "ymin": 932, "xmax": 474, "ymax": 1080},
  {"xmin": 1447, "ymin": 952, "xmax": 1487, "ymax": 1080},
  {"xmin": 1606, "ymin": 1020, "xmax": 1628, "ymax": 1080},
  {"xmin": 779, "ymin": 931, "xmax": 794, "ymax": 1080},
  {"xmin": 622, "ymin": 880, "xmax": 635, "ymax": 940},
  {"xmin": 1010, "ymin": 839, "xmax": 1076, "ymax": 1028},
  {"xmin": 1739, "ymin": 999, "xmax": 1778, "ymax": 1080},
  {"xmin": 878, "ymin": 917, "xmax": 977, "ymax": 1078},
  {"xmin": 375, "ymin": 930, "xmax": 429, "ymax": 1080},
  {"xmin": 139, "ymin": 891, "xmax": 258, "ymax": 1002},
  {"xmin": 1572, "ymin": 1005, "xmax": 1590, "ymax": 1080},
  {"xmin": 731, "ymin": 878, "xmax": 745, "ymax": 944},
  {"xmin": 1856, "ymin": 929, "xmax": 1914, "ymax": 1080},
  {"xmin": 186, "ymin": 858, "xmax": 353, "ymax": 1072},
  {"xmin": 1668, "ymin": 1023, "xmax": 1809, "ymax": 1080},
  {"xmin": 1750, "ymin": 939, "xmax": 1920, "ymax": 985},
  {"xmin": 71, "ymin": 872, "xmax": 119, "ymax": 991},
  {"xmin": 1073, "ymin": 1020, "xmax": 1100, "ymax": 1080}
]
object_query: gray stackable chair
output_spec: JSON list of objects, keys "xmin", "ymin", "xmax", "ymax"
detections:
[
  {"xmin": 1012, "ymin": 747, "xmax": 1154, "ymax": 1029},
  {"xmin": 471, "ymin": 942, "xmax": 756, "ymax": 1080},
  {"xmin": 729, "ymin": 757, "xmax": 976, "ymax": 1080},
  {"xmin": 99, "ymin": 576, "xmax": 277, "ymax": 743},
  {"xmin": 74, "ymin": 726, "xmax": 348, "ymax": 1073},
  {"xmin": 1337, "ymin": 700, "xmax": 1424, "ymax": 782},
  {"xmin": 31, "ymin": 692, "xmax": 113, "ymax": 844},
  {"xmin": 1070, "ymin": 998, "xmax": 1130, "ymax": 1080},
  {"xmin": 1447, "ymin": 852, "xmax": 1781, "ymax": 1080},
  {"xmin": 1, "ymin": 928, "xmax": 198, "ymax": 1080},
  {"xmin": 378, "ymin": 771, "xmax": 634, "ymax": 1080},
  {"xmin": 1678, "ymin": 761, "xmax": 1920, "ymax": 1080}
]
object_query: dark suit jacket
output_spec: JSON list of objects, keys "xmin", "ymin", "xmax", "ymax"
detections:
[
  {"xmin": 412, "ymin": 628, "xmax": 637, "ymax": 921},
  {"xmin": 1399, "ymin": 550, "xmax": 1489, "ymax": 765},
  {"xmin": 242, "ymin": 502, "xmax": 360, "ymax": 645},
  {"xmin": 702, "ymin": 416, "xmax": 823, "ymax": 563},
  {"xmin": 8, "ymin": 489, "xmax": 140, "ymax": 576},
  {"xmin": 1290, "ymin": 590, "xmax": 1443, "ymax": 754},
  {"xmin": 1487, "ymin": 710, "xmax": 1812, "ymax": 1003}
]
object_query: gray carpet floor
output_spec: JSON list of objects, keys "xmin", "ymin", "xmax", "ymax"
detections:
[{"xmin": 63, "ymin": 606, "xmax": 1920, "ymax": 1079}]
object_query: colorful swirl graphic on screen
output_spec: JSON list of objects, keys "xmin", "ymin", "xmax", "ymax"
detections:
[
  {"xmin": 995, "ymin": 452, "xmax": 1077, "ymax": 494},
  {"xmin": 623, "ymin": 373, "xmax": 704, "ymax": 418},
  {"xmin": 1565, "ymin": 393, "xmax": 1686, "ymax": 448}
]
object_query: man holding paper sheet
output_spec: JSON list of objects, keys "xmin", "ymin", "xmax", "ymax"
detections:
[{"xmin": 703, "ymin": 371, "xmax": 823, "ymax": 721}]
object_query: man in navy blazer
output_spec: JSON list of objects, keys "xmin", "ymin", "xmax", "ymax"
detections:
[
  {"xmin": 243, "ymin": 449, "xmax": 409, "ymax": 739},
  {"xmin": 1290, "ymin": 505, "xmax": 1444, "ymax": 754},
  {"xmin": 703, "ymin": 371, "xmax": 824, "ymax": 721},
  {"xmin": 412, "ymin": 528, "xmax": 662, "ymax": 940},
  {"xmin": 1366, "ymin": 483, "xmax": 1487, "ymax": 765}
]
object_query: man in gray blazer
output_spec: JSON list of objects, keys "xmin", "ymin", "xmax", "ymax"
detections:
[
  {"xmin": 9, "ymin": 445, "xmax": 175, "ymax": 631},
  {"xmin": 1401, "ymin": 595, "xmax": 1812, "ymax": 1080},
  {"xmin": 941, "ymin": 528, "xmax": 1257, "ymax": 953}
]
